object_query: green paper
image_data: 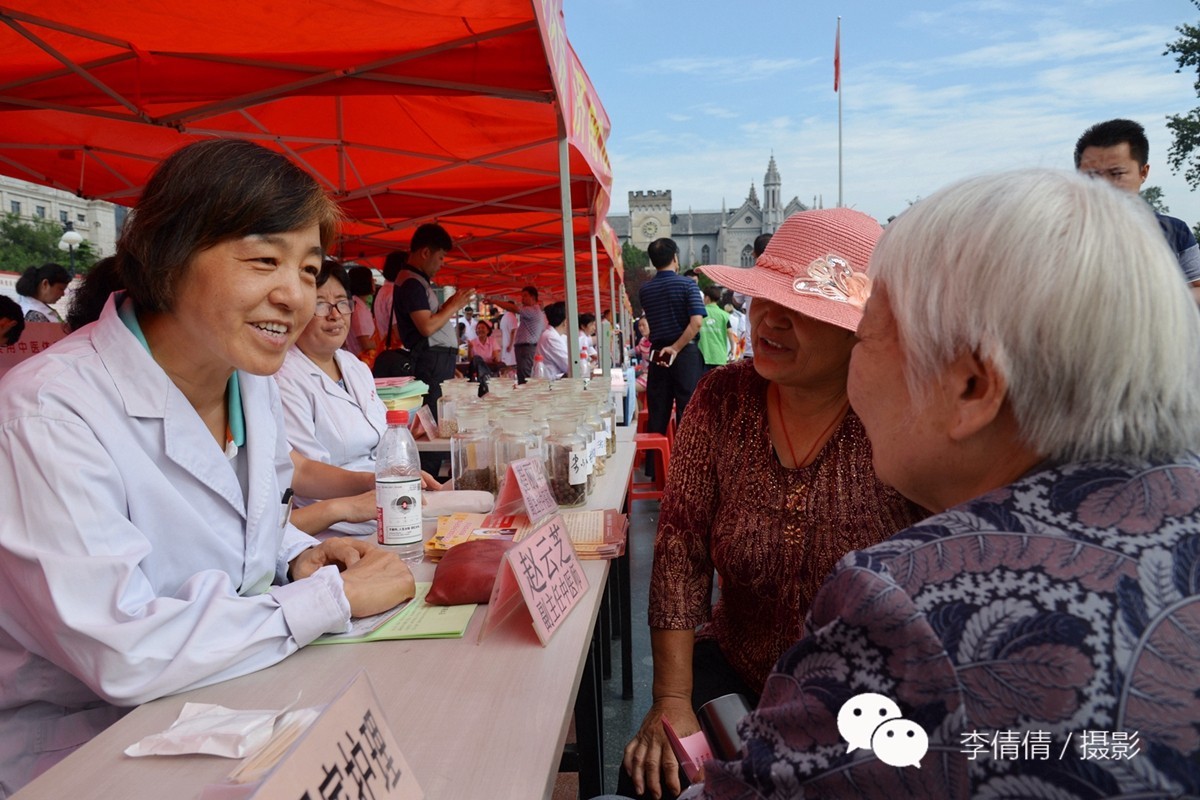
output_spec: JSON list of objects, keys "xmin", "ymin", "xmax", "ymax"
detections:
[{"xmin": 312, "ymin": 583, "xmax": 476, "ymax": 644}]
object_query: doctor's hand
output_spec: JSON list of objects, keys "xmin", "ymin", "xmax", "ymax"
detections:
[
  {"xmin": 289, "ymin": 536, "xmax": 375, "ymax": 579},
  {"xmin": 340, "ymin": 547, "xmax": 415, "ymax": 617}
]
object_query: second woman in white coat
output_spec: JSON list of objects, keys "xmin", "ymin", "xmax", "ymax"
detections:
[{"xmin": 276, "ymin": 259, "xmax": 390, "ymax": 537}]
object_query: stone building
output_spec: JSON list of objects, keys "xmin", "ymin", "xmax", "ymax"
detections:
[
  {"xmin": 0, "ymin": 175, "xmax": 123, "ymax": 258},
  {"xmin": 609, "ymin": 156, "xmax": 808, "ymax": 267}
]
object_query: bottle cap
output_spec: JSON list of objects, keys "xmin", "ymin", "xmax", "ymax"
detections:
[{"xmin": 386, "ymin": 409, "xmax": 409, "ymax": 426}]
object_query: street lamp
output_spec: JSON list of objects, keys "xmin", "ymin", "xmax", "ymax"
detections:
[{"xmin": 58, "ymin": 221, "xmax": 84, "ymax": 272}]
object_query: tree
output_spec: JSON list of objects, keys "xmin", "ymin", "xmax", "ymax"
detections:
[
  {"xmin": 0, "ymin": 213, "xmax": 98, "ymax": 274},
  {"xmin": 621, "ymin": 240, "xmax": 651, "ymax": 317},
  {"xmin": 1140, "ymin": 186, "xmax": 1170, "ymax": 213},
  {"xmin": 1165, "ymin": 4, "xmax": 1200, "ymax": 188}
]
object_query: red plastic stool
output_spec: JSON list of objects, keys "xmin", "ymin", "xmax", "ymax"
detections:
[
  {"xmin": 629, "ymin": 433, "xmax": 671, "ymax": 503},
  {"xmin": 636, "ymin": 407, "xmax": 676, "ymax": 445}
]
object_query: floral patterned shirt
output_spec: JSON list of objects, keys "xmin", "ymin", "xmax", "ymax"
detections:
[
  {"xmin": 691, "ymin": 457, "xmax": 1200, "ymax": 799},
  {"xmin": 649, "ymin": 361, "xmax": 926, "ymax": 692}
]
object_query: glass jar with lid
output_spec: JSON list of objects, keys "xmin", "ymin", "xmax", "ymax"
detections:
[
  {"xmin": 591, "ymin": 391, "xmax": 618, "ymax": 458},
  {"xmin": 437, "ymin": 380, "xmax": 473, "ymax": 439},
  {"xmin": 574, "ymin": 400, "xmax": 606, "ymax": 480},
  {"xmin": 451, "ymin": 402, "xmax": 496, "ymax": 494},
  {"xmin": 544, "ymin": 414, "xmax": 588, "ymax": 507},
  {"xmin": 494, "ymin": 413, "xmax": 540, "ymax": 497}
]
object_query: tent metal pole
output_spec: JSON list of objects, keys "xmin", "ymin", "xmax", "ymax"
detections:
[
  {"xmin": 589, "ymin": 214, "xmax": 606, "ymax": 381},
  {"xmin": 558, "ymin": 122, "xmax": 581, "ymax": 378},
  {"xmin": 608, "ymin": 265, "xmax": 617, "ymax": 369}
]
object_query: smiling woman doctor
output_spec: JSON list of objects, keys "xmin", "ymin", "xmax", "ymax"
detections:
[{"xmin": 0, "ymin": 139, "xmax": 414, "ymax": 796}]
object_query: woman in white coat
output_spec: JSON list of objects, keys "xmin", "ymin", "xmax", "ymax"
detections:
[
  {"xmin": 276, "ymin": 259, "xmax": 390, "ymax": 537},
  {"xmin": 14, "ymin": 262, "xmax": 71, "ymax": 323},
  {"xmin": 0, "ymin": 139, "xmax": 413, "ymax": 796}
]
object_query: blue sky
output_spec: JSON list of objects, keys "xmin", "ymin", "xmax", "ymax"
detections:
[{"xmin": 565, "ymin": 0, "xmax": 1200, "ymax": 227}]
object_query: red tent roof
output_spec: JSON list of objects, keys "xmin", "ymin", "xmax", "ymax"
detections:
[{"xmin": 0, "ymin": 0, "xmax": 620, "ymax": 300}]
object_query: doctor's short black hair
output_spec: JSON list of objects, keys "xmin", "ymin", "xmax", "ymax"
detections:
[{"xmin": 116, "ymin": 138, "xmax": 341, "ymax": 313}]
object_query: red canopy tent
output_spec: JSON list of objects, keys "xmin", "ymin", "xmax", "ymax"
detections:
[{"xmin": 0, "ymin": 0, "xmax": 625, "ymax": 369}]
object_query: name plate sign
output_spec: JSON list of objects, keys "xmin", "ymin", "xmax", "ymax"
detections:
[
  {"xmin": 492, "ymin": 457, "xmax": 558, "ymax": 524},
  {"xmin": 206, "ymin": 671, "xmax": 423, "ymax": 800},
  {"xmin": 413, "ymin": 405, "xmax": 437, "ymax": 441},
  {"xmin": 478, "ymin": 514, "xmax": 588, "ymax": 646}
]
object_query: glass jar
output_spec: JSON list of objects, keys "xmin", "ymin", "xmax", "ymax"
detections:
[
  {"xmin": 575, "ymin": 401, "xmax": 606, "ymax": 480},
  {"xmin": 593, "ymin": 392, "xmax": 617, "ymax": 458},
  {"xmin": 451, "ymin": 403, "xmax": 496, "ymax": 494},
  {"xmin": 436, "ymin": 380, "xmax": 470, "ymax": 438},
  {"xmin": 494, "ymin": 414, "xmax": 540, "ymax": 496},
  {"xmin": 545, "ymin": 414, "xmax": 588, "ymax": 507}
]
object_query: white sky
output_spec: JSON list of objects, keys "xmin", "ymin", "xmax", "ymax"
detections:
[{"xmin": 566, "ymin": 0, "xmax": 1200, "ymax": 226}]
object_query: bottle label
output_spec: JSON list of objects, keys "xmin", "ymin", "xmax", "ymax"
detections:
[
  {"xmin": 569, "ymin": 446, "xmax": 587, "ymax": 486},
  {"xmin": 376, "ymin": 478, "xmax": 422, "ymax": 546}
]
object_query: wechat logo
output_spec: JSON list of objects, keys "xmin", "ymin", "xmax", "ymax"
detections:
[{"xmin": 837, "ymin": 692, "xmax": 928, "ymax": 768}]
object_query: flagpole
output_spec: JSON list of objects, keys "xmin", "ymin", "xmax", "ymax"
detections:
[{"xmin": 836, "ymin": 16, "xmax": 843, "ymax": 208}]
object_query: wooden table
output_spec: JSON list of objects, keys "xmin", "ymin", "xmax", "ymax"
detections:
[{"xmin": 16, "ymin": 435, "xmax": 635, "ymax": 800}]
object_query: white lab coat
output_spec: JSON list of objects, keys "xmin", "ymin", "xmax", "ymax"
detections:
[
  {"xmin": 16, "ymin": 295, "xmax": 61, "ymax": 323},
  {"xmin": 536, "ymin": 326, "xmax": 569, "ymax": 379},
  {"xmin": 275, "ymin": 347, "xmax": 387, "ymax": 537},
  {"xmin": 0, "ymin": 296, "xmax": 350, "ymax": 796}
]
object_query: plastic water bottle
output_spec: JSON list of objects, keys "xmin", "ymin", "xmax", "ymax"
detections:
[
  {"xmin": 376, "ymin": 409, "xmax": 424, "ymax": 563},
  {"xmin": 532, "ymin": 353, "xmax": 550, "ymax": 380}
]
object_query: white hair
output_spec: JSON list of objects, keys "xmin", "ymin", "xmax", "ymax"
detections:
[{"xmin": 872, "ymin": 168, "xmax": 1200, "ymax": 462}]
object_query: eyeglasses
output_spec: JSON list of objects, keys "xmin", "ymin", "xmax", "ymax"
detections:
[{"xmin": 314, "ymin": 299, "xmax": 353, "ymax": 318}]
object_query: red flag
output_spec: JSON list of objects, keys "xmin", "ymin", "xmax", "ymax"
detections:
[{"xmin": 834, "ymin": 19, "xmax": 841, "ymax": 93}]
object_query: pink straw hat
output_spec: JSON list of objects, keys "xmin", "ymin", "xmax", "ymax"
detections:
[{"xmin": 698, "ymin": 207, "xmax": 882, "ymax": 332}]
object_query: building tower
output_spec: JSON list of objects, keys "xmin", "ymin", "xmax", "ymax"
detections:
[
  {"xmin": 763, "ymin": 155, "xmax": 783, "ymax": 233},
  {"xmin": 628, "ymin": 189, "xmax": 673, "ymax": 250}
]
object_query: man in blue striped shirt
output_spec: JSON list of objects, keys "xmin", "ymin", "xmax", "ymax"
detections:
[{"xmin": 639, "ymin": 238, "xmax": 706, "ymax": 439}]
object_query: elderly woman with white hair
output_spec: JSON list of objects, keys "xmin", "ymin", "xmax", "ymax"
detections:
[{"xmin": 679, "ymin": 169, "xmax": 1200, "ymax": 799}]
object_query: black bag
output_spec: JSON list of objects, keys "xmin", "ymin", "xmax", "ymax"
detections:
[
  {"xmin": 373, "ymin": 347, "xmax": 416, "ymax": 378},
  {"xmin": 373, "ymin": 289, "xmax": 417, "ymax": 378}
]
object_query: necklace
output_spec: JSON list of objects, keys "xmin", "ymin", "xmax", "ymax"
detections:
[{"xmin": 773, "ymin": 382, "xmax": 849, "ymax": 468}]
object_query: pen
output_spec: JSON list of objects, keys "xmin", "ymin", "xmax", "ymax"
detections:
[{"xmin": 280, "ymin": 488, "xmax": 294, "ymax": 531}]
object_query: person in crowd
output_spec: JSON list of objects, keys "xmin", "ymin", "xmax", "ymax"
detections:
[
  {"xmin": 498, "ymin": 305, "xmax": 519, "ymax": 374},
  {"xmin": 1075, "ymin": 118, "xmax": 1200, "ymax": 299},
  {"xmin": 0, "ymin": 295, "xmax": 24, "ymax": 346},
  {"xmin": 373, "ymin": 250, "xmax": 408, "ymax": 348},
  {"xmin": 578, "ymin": 311, "xmax": 598, "ymax": 372},
  {"xmin": 392, "ymin": 223, "xmax": 475, "ymax": 419},
  {"xmin": 341, "ymin": 264, "xmax": 378, "ymax": 361},
  {"xmin": 468, "ymin": 318, "xmax": 501, "ymax": 381},
  {"xmin": 600, "ymin": 308, "xmax": 618, "ymax": 368},
  {"xmin": 730, "ymin": 233, "xmax": 772, "ymax": 362},
  {"xmin": 696, "ymin": 284, "xmax": 735, "ymax": 372},
  {"xmin": 633, "ymin": 316, "xmax": 651, "ymax": 395},
  {"xmin": 462, "ymin": 307, "xmax": 478, "ymax": 343},
  {"xmin": 14, "ymin": 262, "xmax": 71, "ymax": 323},
  {"xmin": 535, "ymin": 300, "xmax": 570, "ymax": 378},
  {"xmin": 686, "ymin": 169, "xmax": 1200, "ymax": 799},
  {"xmin": 0, "ymin": 139, "xmax": 415, "ymax": 795},
  {"xmin": 490, "ymin": 285, "xmax": 545, "ymax": 383},
  {"xmin": 455, "ymin": 321, "xmax": 467, "ymax": 351},
  {"xmin": 639, "ymin": 238, "xmax": 706, "ymax": 439},
  {"xmin": 620, "ymin": 210, "xmax": 926, "ymax": 799},
  {"xmin": 720, "ymin": 290, "xmax": 746, "ymax": 361}
]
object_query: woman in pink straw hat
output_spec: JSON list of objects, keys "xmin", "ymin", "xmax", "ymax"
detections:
[{"xmin": 621, "ymin": 208, "xmax": 926, "ymax": 799}]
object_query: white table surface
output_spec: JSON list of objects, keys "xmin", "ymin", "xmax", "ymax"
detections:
[{"xmin": 16, "ymin": 435, "xmax": 635, "ymax": 800}]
